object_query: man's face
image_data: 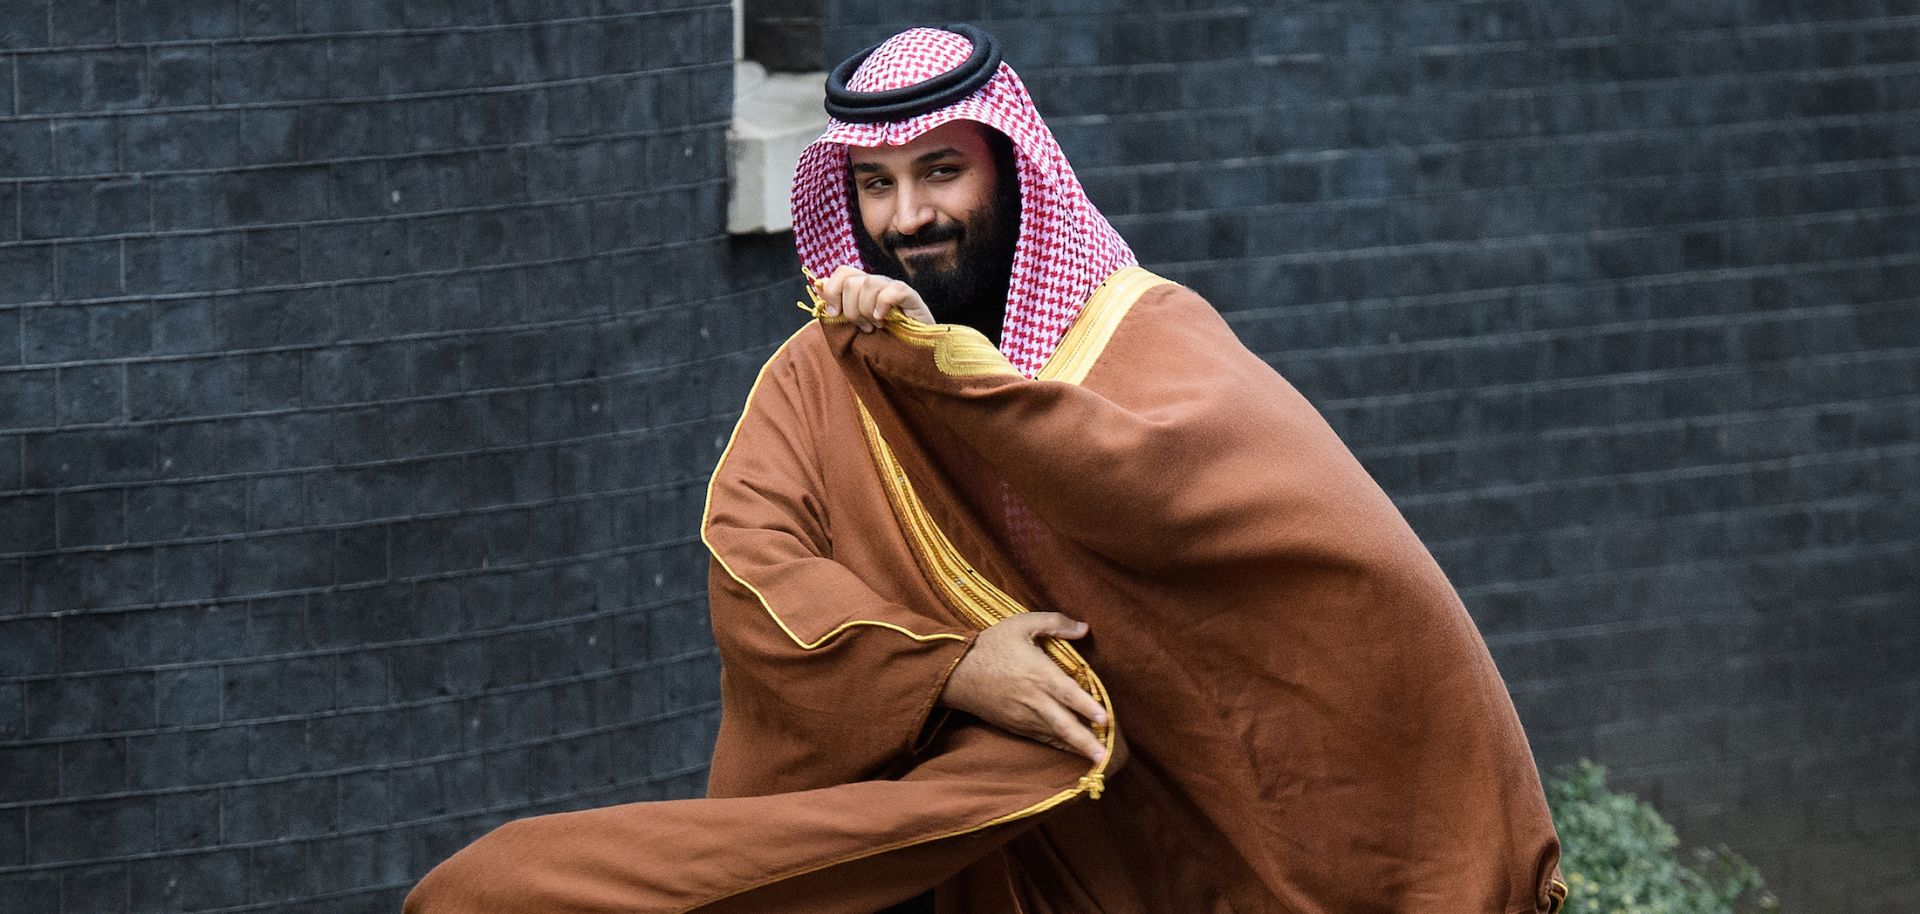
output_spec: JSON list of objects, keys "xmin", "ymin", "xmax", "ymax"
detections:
[{"xmin": 847, "ymin": 120, "xmax": 1018, "ymax": 335}]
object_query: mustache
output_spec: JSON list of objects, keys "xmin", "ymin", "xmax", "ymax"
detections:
[{"xmin": 883, "ymin": 220, "xmax": 964, "ymax": 254}]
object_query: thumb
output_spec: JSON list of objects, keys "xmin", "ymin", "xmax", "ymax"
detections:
[{"xmin": 1020, "ymin": 612, "xmax": 1089, "ymax": 640}]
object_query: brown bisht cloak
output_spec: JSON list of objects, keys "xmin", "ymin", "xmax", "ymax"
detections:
[{"xmin": 404, "ymin": 268, "xmax": 1565, "ymax": 913}]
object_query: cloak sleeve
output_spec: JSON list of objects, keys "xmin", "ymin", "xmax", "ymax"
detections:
[{"xmin": 701, "ymin": 328, "xmax": 979, "ymax": 796}]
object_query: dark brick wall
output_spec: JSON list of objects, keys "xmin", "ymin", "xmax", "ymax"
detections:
[
  {"xmin": 3, "ymin": 1, "xmax": 1915, "ymax": 912},
  {"xmin": 0, "ymin": 2, "xmax": 801, "ymax": 912}
]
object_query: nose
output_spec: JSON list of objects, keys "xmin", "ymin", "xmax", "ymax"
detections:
[{"xmin": 890, "ymin": 184, "xmax": 937, "ymax": 238}]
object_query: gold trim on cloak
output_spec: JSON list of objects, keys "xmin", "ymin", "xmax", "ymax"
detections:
[
  {"xmin": 795, "ymin": 265, "xmax": 1172, "ymax": 382},
  {"xmin": 1035, "ymin": 266, "xmax": 1167, "ymax": 384},
  {"xmin": 852, "ymin": 396, "xmax": 1116, "ymax": 811}
]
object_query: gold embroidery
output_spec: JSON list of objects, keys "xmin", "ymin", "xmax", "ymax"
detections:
[
  {"xmin": 797, "ymin": 265, "xmax": 1171, "ymax": 383},
  {"xmin": 1035, "ymin": 266, "xmax": 1170, "ymax": 385},
  {"xmin": 797, "ymin": 267, "xmax": 1025, "ymax": 379},
  {"xmin": 853, "ymin": 397, "xmax": 1116, "ymax": 826}
]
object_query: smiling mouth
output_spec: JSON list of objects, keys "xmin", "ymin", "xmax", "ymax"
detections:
[{"xmin": 894, "ymin": 240, "xmax": 955, "ymax": 259}]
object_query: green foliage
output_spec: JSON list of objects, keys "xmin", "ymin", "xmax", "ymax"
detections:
[{"xmin": 1545, "ymin": 760, "xmax": 1779, "ymax": 914}]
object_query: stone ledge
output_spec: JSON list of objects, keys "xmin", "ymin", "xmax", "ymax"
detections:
[{"xmin": 728, "ymin": 61, "xmax": 828, "ymax": 235}]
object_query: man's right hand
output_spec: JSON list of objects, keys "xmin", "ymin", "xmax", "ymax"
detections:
[
  {"xmin": 817, "ymin": 265, "xmax": 937, "ymax": 333},
  {"xmin": 938, "ymin": 612, "xmax": 1108, "ymax": 763}
]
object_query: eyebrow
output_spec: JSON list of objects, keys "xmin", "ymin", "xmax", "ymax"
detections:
[{"xmin": 850, "ymin": 146, "xmax": 963, "ymax": 174}]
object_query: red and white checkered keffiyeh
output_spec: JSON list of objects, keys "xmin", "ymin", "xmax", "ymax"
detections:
[{"xmin": 791, "ymin": 27, "xmax": 1136, "ymax": 378}]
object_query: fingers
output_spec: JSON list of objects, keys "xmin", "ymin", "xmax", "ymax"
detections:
[
  {"xmin": 875, "ymin": 283, "xmax": 920, "ymax": 326},
  {"xmin": 1035, "ymin": 699, "xmax": 1107, "ymax": 763},
  {"xmin": 819, "ymin": 265, "xmax": 862, "ymax": 319},
  {"xmin": 956, "ymin": 612, "xmax": 1109, "ymax": 764},
  {"xmin": 1048, "ymin": 671, "xmax": 1108, "ymax": 727},
  {"xmin": 821, "ymin": 265, "xmax": 879, "ymax": 328},
  {"xmin": 817, "ymin": 266, "xmax": 930, "ymax": 332},
  {"xmin": 821, "ymin": 267, "xmax": 880, "ymax": 331}
]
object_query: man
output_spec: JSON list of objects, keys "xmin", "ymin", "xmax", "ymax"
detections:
[{"xmin": 405, "ymin": 25, "xmax": 1566, "ymax": 913}]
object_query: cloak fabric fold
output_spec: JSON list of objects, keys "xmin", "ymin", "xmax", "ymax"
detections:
[{"xmin": 403, "ymin": 268, "xmax": 1565, "ymax": 913}]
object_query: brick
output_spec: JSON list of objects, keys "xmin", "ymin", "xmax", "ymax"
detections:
[
  {"xmin": 126, "ymin": 356, "xmax": 239, "ymax": 421},
  {"xmin": 24, "ymin": 670, "xmax": 154, "ymax": 737},
  {"xmin": 24, "ymin": 427, "xmax": 154, "ymax": 487},
  {"xmin": 55, "ymin": 362, "xmax": 122, "ymax": 424},
  {"xmin": 217, "ymin": 530, "xmax": 331, "ymax": 597},
  {"xmin": 0, "ymin": 0, "xmax": 49, "ymax": 47},
  {"xmin": 151, "ymin": 789, "xmax": 220, "ymax": 852},
  {"xmin": 0, "ymin": 807, "xmax": 25, "ymax": 868},
  {"xmin": 86, "ymin": 48, "xmax": 149, "ymax": 110},
  {"xmin": 241, "ymin": 226, "xmax": 303, "ymax": 285},
  {"xmin": 215, "ymin": 40, "xmax": 326, "ymax": 104},
  {"xmin": 21, "ymin": 301, "xmax": 149, "ymax": 363},
  {"xmin": 54, "ymin": 485, "xmax": 122, "ymax": 547},
  {"xmin": 55, "ymin": 238, "xmax": 122, "ymax": 301},
  {"xmin": 126, "ymin": 728, "xmax": 245, "ymax": 791},
  {"xmin": 0, "ymin": 680, "xmax": 21, "ymax": 738},
  {"xmin": 28, "ymin": 797, "xmax": 155, "ymax": 863},
  {"xmin": 128, "ymin": 849, "xmax": 246, "ymax": 914},
  {"xmin": 237, "ymin": 594, "xmax": 317, "ymax": 655},
  {"xmin": 49, "ymin": 117, "xmax": 118, "ymax": 175},
  {"xmin": 0, "ymin": 618, "xmax": 57, "ymax": 678},
  {"xmin": 149, "ymin": 297, "xmax": 217, "ymax": 355},
  {"xmin": 59, "ymin": 735, "xmax": 129, "ymax": 796},
  {"xmin": 0, "ymin": 368, "xmax": 55, "ymax": 428},
  {"xmin": 0, "ymin": 491, "xmax": 54, "ymax": 554},
  {"xmin": 299, "ymin": 219, "xmax": 407, "ymax": 282},
  {"xmin": 122, "ymin": 111, "xmax": 239, "ymax": 172},
  {"xmin": 238, "ymin": 107, "xmax": 302, "ymax": 165},
  {"xmin": 148, "ymin": 45, "xmax": 213, "ymax": 108},
  {"xmin": 21, "ymin": 178, "xmax": 151, "ymax": 240},
  {"xmin": 246, "ymin": 717, "xmax": 315, "ymax": 779},
  {"xmin": 335, "ymin": 524, "xmax": 389, "ymax": 585},
  {"xmin": 15, "ymin": 54, "xmax": 85, "ymax": 115},
  {"xmin": 152, "ymin": 542, "xmax": 219, "ymax": 603},
  {"xmin": 307, "ymin": 342, "xmax": 411, "ymax": 405},
  {"xmin": 223, "ymin": 655, "xmax": 333, "ymax": 720},
  {"xmin": 248, "ymin": 843, "xmax": 314, "ymax": 907},
  {"xmin": 126, "ymin": 478, "xmax": 245, "ymax": 541},
  {"xmin": 244, "ymin": 473, "xmax": 303, "ymax": 530},
  {"xmin": 0, "ymin": 244, "xmax": 54, "ymax": 305},
  {"xmin": 0, "ymin": 743, "xmax": 59, "ymax": 806},
  {"xmin": 0, "ymin": 307, "xmax": 14, "ymax": 369},
  {"xmin": 123, "ymin": 232, "xmax": 242, "ymax": 295},
  {"xmin": 177, "ymin": 413, "xmax": 329, "ymax": 476},
  {"xmin": 216, "ymin": 288, "xmax": 334, "ymax": 349},
  {"xmin": 154, "ymin": 667, "xmax": 222, "ymax": 727},
  {"xmin": 58, "ymin": 863, "xmax": 129, "ymax": 913},
  {"xmin": 243, "ymin": 349, "xmax": 303, "ymax": 409}
]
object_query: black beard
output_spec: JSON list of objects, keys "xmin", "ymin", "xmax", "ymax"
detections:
[{"xmin": 852, "ymin": 155, "xmax": 1019, "ymax": 346}]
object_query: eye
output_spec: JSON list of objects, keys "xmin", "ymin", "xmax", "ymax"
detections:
[
  {"xmin": 861, "ymin": 177, "xmax": 893, "ymax": 194},
  {"xmin": 927, "ymin": 165, "xmax": 961, "ymax": 180}
]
